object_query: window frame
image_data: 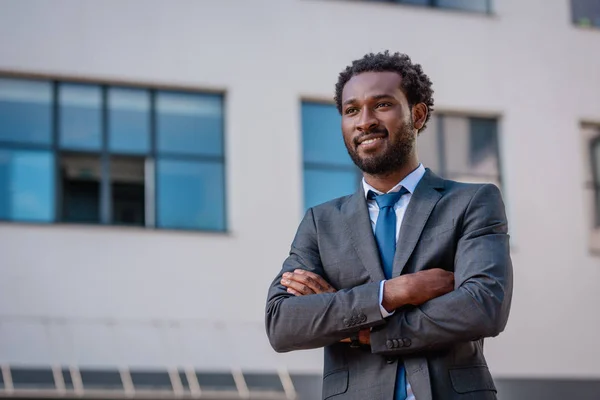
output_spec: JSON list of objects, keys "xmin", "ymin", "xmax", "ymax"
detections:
[{"xmin": 0, "ymin": 74, "xmax": 227, "ymax": 233}]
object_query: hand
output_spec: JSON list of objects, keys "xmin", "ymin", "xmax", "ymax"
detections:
[
  {"xmin": 281, "ymin": 270, "xmax": 370, "ymax": 345},
  {"xmin": 383, "ymin": 268, "xmax": 454, "ymax": 312},
  {"xmin": 339, "ymin": 329, "xmax": 371, "ymax": 346},
  {"xmin": 280, "ymin": 269, "xmax": 337, "ymax": 295}
]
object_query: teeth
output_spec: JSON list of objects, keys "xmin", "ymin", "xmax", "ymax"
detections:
[{"xmin": 361, "ymin": 138, "xmax": 381, "ymax": 145}]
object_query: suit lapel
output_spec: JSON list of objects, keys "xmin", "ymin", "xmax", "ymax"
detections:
[
  {"xmin": 393, "ymin": 169, "xmax": 445, "ymax": 277},
  {"xmin": 341, "ymin": 188, "xmax": 386, "ymax": 282}
]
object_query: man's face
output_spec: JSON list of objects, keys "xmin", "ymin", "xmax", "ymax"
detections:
[{"xmin": 341, "ymin": 71, "xmax": 416, "ymax": 175}]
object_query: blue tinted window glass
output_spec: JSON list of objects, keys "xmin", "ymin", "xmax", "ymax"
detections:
[
  {"xmin": 59, "ymin": 84, "xmax": 102, "ymax": 151},
  {"xmin": 108, "ymin": 88, "xmax": 150, "ymax": 154},
  {"xmin": 399, "ymin": 0, "xmax": 430, "ymax": 5},
  {"xmin": 593, "ymin": 139, "xmax": 600, "ymax": 184},
  {"xmin": 304, "ymin": 168, "xmax": 358, "ymax": 209},
  {"xmin": 436, "ymin": 0, "xmax": 489, "ymax": 13},
  {"xmin": 572, "ymin": 0, "xmax": 600, "ymax": 27},
  {"xmin": 156, "ymin": 92, "xmax": 223, "ymax": 157},
  {"xmin": 469, "ymin": 117, "xmax": 498, "ymax": 167},
  {"xmin": 157, "ymin": 159, "xmax": 225, "ymax": 230},
  {"xmin": 0, "ymin": 149, "xmax": 54, "ymax": 222},
  {"xmin": 302, "ymin": 102, "xmax": 351, "ymax": 166},
  {"xmin": 0, "ymin": 78, "xmax": 52, "ymax": 145}
]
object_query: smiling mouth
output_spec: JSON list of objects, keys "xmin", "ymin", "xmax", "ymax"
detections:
[{"xmin": 360, "ymin": 137, "xmax": 383, "ymax": 146}]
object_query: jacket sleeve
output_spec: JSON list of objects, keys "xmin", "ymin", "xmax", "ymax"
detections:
[
  {"xmin": 369, "ymin": 184, "xmax": 514, "ymax": 356},
  {"xmin": 265, "ymin": 207, "xmax": 385, "ymax": 353}
]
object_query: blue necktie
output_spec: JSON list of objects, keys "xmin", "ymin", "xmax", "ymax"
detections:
[{"xmin": 368, "ymin": 188, "xmax": 409, "ymax": 400}]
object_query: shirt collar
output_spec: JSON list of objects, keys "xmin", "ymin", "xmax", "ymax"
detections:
[{"xmin": 362, "ymin": 163, "xmax": 426, "ymax": 198}]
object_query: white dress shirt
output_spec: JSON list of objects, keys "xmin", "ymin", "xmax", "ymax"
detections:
[{"xmin": 363, "ymin": 163, "xmax": 426, "ymax": 400}]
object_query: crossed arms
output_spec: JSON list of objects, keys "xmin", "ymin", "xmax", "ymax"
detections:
[{"xmin": 265, "ymin": 184, "xmax": 513, "ymax": 356}]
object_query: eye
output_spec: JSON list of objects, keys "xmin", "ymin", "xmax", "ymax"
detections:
[
  {"xmin": 344, "ymin": 107, "xmax": 358, "ymax": 115},
  {"xmin": 376, "ymin": 102, "xmax": 392, "ymax": 109}
]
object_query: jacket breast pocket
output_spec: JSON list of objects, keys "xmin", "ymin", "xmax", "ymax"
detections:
[
  {"xmin": 322, "ymin": 369, "xmax": 349, "ymax": 399},
  {"xmin": 449, "ymin": 366, "xmax": 497, "ymax": 394}
]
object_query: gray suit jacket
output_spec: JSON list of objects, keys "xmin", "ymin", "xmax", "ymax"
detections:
[{"xmin": 265, "ymin": 169, "xmax": 513, "ymax": 400}]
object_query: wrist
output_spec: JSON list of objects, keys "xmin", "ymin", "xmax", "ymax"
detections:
[{"xmin": 383, "ymin": 276, "xmax": 412, "ymax": 310}]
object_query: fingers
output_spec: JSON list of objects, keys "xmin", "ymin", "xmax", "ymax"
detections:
[
  {"xmin": 281, "ymin": 274, "xmax": 316, "ymax": 296},
  {"xmin": 358, "ymin": 329, "xmax": 371, "ymax": 345},
  {"xmin": 280, "ymin": 270, "xmax": 336, "ymax": 295},
  {"xmin": 286, "ymin": 287, "xmax": 302, "ymax": 296}
]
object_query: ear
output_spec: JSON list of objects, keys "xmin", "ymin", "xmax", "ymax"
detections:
[{"xmin": 412, "ymin": 103, "xmax": 428, "ymax": 131}]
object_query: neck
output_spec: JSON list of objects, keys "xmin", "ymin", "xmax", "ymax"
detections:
[{"xmin": 363, "ymin": 159, "xmax": 420, "ymax": 193}]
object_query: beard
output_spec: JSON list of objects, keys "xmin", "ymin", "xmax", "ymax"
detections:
[{"xmin": 345, "ymin": 120, "xmax": 415, "ymax": 176}]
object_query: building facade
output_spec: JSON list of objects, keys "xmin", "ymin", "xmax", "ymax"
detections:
[{"xmin": 0, "ymin": 0, "xmax": 600, "ymax": 399}]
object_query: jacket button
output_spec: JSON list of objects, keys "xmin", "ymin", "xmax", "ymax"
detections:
[
  {"xmin": 403, "ymin": 338, "xmax": 412, "ymax": 347},
  {"xmin": 359, "ymin": 314, "xmax": 367, "ymax": 323},
  {"xmin": 386, "ymin": 356, "xmax": 396, "ymax": 364},
  {"xmin": 343, "ymin": 318, "xmax": 350, "ymax": 327},
  {"xmin": 386, "ymin": 340, "xmax": 394, "ymax": 349},
  {"xmin": 392, "ymin": 339, "xmax": 399, "ymax": 348}
]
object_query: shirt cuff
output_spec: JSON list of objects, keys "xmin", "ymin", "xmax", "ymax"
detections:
[{"xmin": 379, "ymin": 280, "xmax": 395, "ymax": 318}]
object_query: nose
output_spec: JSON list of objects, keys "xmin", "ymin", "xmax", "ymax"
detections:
[{"xmin": 356, "ymin": 107, "xmax": 378, "ymax": 132}]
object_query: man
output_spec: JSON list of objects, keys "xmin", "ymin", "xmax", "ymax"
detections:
[{"xmin": 265, "ymin": 51, "xmax": 513, "ymax": 400}]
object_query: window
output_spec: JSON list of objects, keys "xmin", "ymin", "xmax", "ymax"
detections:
[
  {"xmin": 592, "ymin": 137, "xmax": 600, "ymax": 227},
  {"xmin": 582, "ymin": 124, "xmax": 600, "ymax": 254},
  {"xmin": 352, "ymin": 0, "xmax": 492, "ymax": 14},
  {"xmin": 300, "ymin": 103, "xmax": 501, "ymax": 210},
  {"xmin": 572, "ymin": 0, "xmax": 600, "ymax": 28},
  {"xmin": 0, "ymin": 77, "xmax": 226, "ymax": 231},
  {"xmin": 301, "ymin": 102, "xmax": 361, "ymax": 209},
  {"xmin": 418, "ymin": 114, "xmax": 501, "ymax": 188}
]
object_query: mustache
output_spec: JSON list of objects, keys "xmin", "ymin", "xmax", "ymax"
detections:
[{"xmin": 353, "ymin": 128, "xmax": 389, "ymax": 146}]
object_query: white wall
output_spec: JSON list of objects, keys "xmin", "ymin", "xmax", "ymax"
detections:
[{"xmin": 0, "ymin": 0, "xmax": 599, "ymax": 378}]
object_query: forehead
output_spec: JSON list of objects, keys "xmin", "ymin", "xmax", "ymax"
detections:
[{"xmin": 342, "ymin": 71, "xmax": 405, "ymax": 103}]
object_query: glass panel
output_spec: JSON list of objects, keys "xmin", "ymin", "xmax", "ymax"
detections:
[
  {"xmin": 0, "ymin": 149, "xmax": 54, "ymax": 222},
  {"xmin": 111, "ymin": 156, "xmax": 145, "ymax": 226},
  {"xmin": 157, "ymin": 159, "xmax": 225, "ymax": 230},
  {"xmin": 436, "ymin": 0, "xmax": 489, "ymax": 13},
  {"xmin": 302, "ymin": 102, "xmax": 352, "ymax": 166},
  {"xmin": 79, "ymin": 370, "xmax": 123, "ymax": 390},
  {"xmin": 60, "ymin": 154, "xmax": 101, "ymax": 223},
  {"xmin": 243, "ymin": 373, "xmax": 284, "ymax": 391},
  {"xmin": 62, "ymin": 368, "xmax": 73, "ymax": 389},
  {"xmin": 108, "ymin": 87, "xmax": 150, "ymax": 154},
  {"xmin": 59, "ymin": 83, "xmax": 102, "ymax": 151},
  {"xmin": 178, "ymin": 372, "xmax": 189, "ymax": 390},
  {"xmin": 304, "ymin": 168, "xmax": 358, "ymax": 209},
  {"xmin": 443, "ymin": 116, "xmax": 499, "ymax": 181},
  {"xmin": 10, "ymin": 368, "xmax": 55, "ymax": 389},
  {"xmin": 592, "ymin": 139, "xmax": 600, "ymax": 184},
  {"xmin": 469, "ymin": 117, "xmax": 499, "ymax": 168},
  {"xmin": 417, "ymin": 115, "xmax": 440, "ymax": 173},
  {"xmin": 130, "ymin": 371, "xmax": 172, "ymax": 390},
  {"xmin": 0, "ymin": 78, "xmax": 52, "ymax": 145},
  {"xmin": 572, "ymin": 0, "xmax": 600, "ymax": 27},
  {"xmin": 195, "ymin": 372, "xmax": 237, "ymax": 391},
  {"xmin": 595, "ymin": 188, "xmax": 600, "ymax": 227},
  {"xmin": 157, "ymin": 92, "xmax": 223, "ymax": 156},
  {"xmin": 399, "ymin": 0, "xmax": 431, "ymax": 5}
]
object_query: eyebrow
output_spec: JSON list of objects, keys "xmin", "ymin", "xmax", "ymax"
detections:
[{"xmin": 342, "ymin": 94, "xmax": 395, "ymax": 107}]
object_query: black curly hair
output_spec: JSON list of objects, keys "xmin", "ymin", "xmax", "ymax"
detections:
[{"xmin": 334, "ymin": 51, "xmax": 435, "ymax": 132}]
